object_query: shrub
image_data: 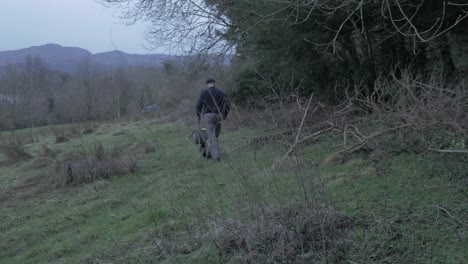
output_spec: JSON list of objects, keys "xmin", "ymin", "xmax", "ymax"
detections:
[{"xmin": 201, "ymin": 205, "xmax": 353, "ymax": 263}]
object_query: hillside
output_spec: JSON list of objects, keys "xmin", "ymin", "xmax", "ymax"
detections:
[
  {"xmin": 0, "ymin": 117, "xmax": 466, "ymax": 263},
  {"xmin": 1, "ymin": 1, "xmax": 466, "ymax": 262},
  {"xmin": 0, "ymin": 44, "xmax": 174, "ymax": 73}
]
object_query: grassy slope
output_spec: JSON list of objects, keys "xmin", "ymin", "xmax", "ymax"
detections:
[{"xmin": 0, "ymin": 120, "xmax": 466, "ymax": 263}]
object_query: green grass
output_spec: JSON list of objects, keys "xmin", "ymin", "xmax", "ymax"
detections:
[
  {"xmin": 0, "ymin": 120, "xmax": 466, "ymax": 263},
  {"xmin": 330, "ymin": 153, "xmax": 467, "ymax": 263}
]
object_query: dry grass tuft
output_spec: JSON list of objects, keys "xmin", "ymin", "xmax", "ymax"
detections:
[
  {"xmin": 55, "ymin": 143, "xmax": 136, "ymax": 187},
  {"xmin": 207, "ymin": 205, "xmax": 353, "ymax": 263},
  {"xmin": 82, "ymin": 128, "xmax": 95, "ymax": 135},
  {"xmin": 144, "ymin": 142, "xmax": 157, "ymax": 153},
  {"xmin": 0, "ymin": 133, "xmax": 40, "ymax": 146},
  {"xmin": 55, "ymin": 136, "xmax": 69, "ymax": 144},
  {"xmin": 0, "ymin": 144, "xmax": 32, "ymax": 165},
  {"xmin": 51, "ymin": 128, "xmax": 70, "ymax": 144},
  {"xmin": 40, "ymin": 145, "xmax": 57, "ymax": 158}
]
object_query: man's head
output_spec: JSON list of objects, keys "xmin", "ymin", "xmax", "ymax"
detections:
[{"xmin": 206, "ymin": 78, "xmax": 215, "ymax": 88}]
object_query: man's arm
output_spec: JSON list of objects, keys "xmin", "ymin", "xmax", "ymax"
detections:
[{"xmin": 196, "ymin": 90, "xmax": 206, "ymax": 117}]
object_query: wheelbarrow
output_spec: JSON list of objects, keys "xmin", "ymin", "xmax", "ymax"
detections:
[
  {"xmin": 188, "ymin": 128, "xmax": 207, "ymax": 145},
  {"xmin": 189, "ymin": 126, "xmax": 210, "ymax": 158}
]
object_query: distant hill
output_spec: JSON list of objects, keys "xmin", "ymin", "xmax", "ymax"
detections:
[{"xmin": 0, "ymin": 44, "xmax": 174, "ymax": 73}]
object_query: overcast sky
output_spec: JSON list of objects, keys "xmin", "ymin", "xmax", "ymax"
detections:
[{"xmin": 0, "ymin": 0, "xmax": 156, "ymax": 54}]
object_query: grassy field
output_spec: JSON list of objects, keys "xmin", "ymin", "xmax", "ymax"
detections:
[{"xmin": 0, "ymin": 118, "xmax": 466, "ymax": 263}]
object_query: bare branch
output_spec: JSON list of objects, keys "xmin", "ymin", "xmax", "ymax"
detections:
[
  {"xmin": 428, "ymin": 148, "xmax": 468, "ymax": 154},
  {"xmin": 432, "ymin": 205, "xmax": 468, "ymax": 228}
]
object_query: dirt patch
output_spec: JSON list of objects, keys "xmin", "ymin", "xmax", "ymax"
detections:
[
  {"xmin": 0, "ymin": 173, "xmax": 53, "ymax": 205},
  {"xmin": 113, "ymin": 131, "xmax": 127, "ymax": 137},
  {"xmin": 272, "ymin": 156, "xmax": 315, "ymax": 172},
  {"xmin": 27, "ymin": 157, "xmax": 55, "ymax": 169}
]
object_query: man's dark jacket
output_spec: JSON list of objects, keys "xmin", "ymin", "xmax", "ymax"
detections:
[{"xmin": 196, "ymin": 87, "xmax": 230, "ymax": 119}]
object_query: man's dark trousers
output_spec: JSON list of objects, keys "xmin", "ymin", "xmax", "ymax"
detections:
[{"xmin": 204, "ymin": 113, "xmax": 221, "ymax": 161}]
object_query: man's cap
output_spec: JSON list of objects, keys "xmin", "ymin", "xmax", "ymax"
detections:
[{"xmin": 206, "ymin": 78, "xmax": 216, "ymax": 84}]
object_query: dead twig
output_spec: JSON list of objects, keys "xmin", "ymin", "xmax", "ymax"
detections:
[
  {"xmin": 428, "ymin": 148, "xmax": 468, "ymax": 154},
  {"xmin": 432, "ymin": 205, "xmax": 468, "ymax": 228},
  {"xmin": 272, "ymin": 94, "xmax": 333, "ymax": 170},
  {"xmin": 336, "ymin": 124, "xmax": 411, "ymax": 155}
]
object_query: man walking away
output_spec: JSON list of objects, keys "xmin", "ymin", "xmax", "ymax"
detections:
[{"xmin": 196, "ymin": 78, "xmax": 230, "ymax": 162}]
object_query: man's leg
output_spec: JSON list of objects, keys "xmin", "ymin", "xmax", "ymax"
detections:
[
  {"xmin": 200, "ymin": 144, "xmax": 207, "ymax": 157},
  {"xmin": 215, "ymin": 121, "xmax": 221, "ymax": 138},
  {"xmin": 204, "ymin": 113, "xmax": 221, "ymax": 161}
]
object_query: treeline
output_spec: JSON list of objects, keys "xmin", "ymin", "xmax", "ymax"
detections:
[
  {"xmin": 220, "ymin": 0, "xmax": 468, "ymax": 100},
  {"xmin": 2, "ymin": 1, "xmax": 467, "ymax": 129},
  {"xmin": 0, "ymin": 55, "xmax": 223, "ymax": 130},
  {"xmin": 103, "ymin": 0, "xmax": 468, "ymax": 101}
]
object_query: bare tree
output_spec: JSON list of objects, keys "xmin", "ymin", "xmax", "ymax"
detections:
[
  {"xmin": 102, "ymin": 0, "xmax": 467, "ymax": 55},
  {"xmin": 137, "ymin": 83, "xmax": 153, "ymax": 111},
  {"xmin": 101, "ymin": 0, "xmax": 232, "ymax": 54},
  {"xmin": 0, "ymin": 64, "xmax": 23, "ymax": 129},
  {"xmin": 45, "ymin": 72, "xmax": 68, "ymax": 124},
  {"xmin": 77, "ymin": 56, "xmax": 99, "ymax": 120},
  {"xmin": 20, "ymin": 56, "xmax": 49, "ymax": 126},
  {"xmin": 110, "ymin": 68, "xmax": 133, "ymax": 119}
]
